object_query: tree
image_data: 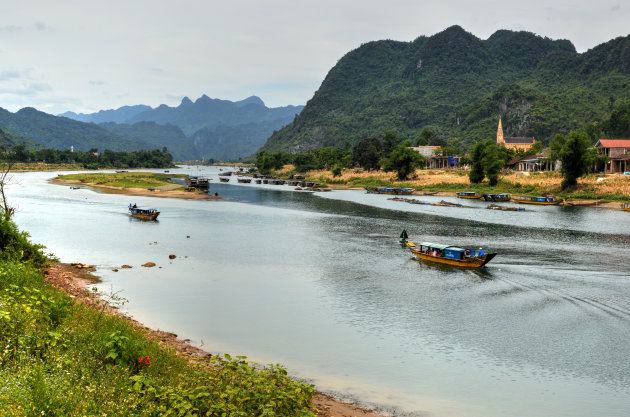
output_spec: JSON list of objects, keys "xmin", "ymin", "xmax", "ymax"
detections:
[
  {"xmin": 382, "ymin": 143, "xmax": 426, "ymax": 180},
  {"xmin": 292, "ymin": 153, "xmax": 317, "ymax": 172},
  {"xmin": 352, "ymin": 138, "xmax": 383, "ymax": 170},
  {"xmin": 468, "ymin": 142, "xmax": 486, "ymax": 184},
  {"xmin": 559, "ymin": 130, "xmax": 592, "ymax": 189},
  {"xmin": 416, "ymin": 128, "xmax": 433, "ymax": 146},
  {"xmin": 482, "ymin": 142, "xmax": 503, "ymax": 186}
]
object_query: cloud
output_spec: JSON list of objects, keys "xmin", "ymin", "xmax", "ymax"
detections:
[
  {"xmin": 0, "ymin": 71, "xmax": 23, "ymax": 81},
  {"xmin": 89, "ymin": 80, "xmax": 106, "ymax": 86},
  {"xmin": 34, "ymin": 21, "xmax": 51, "ymax": 31},
  {"xmin": 0, "ymin": 25, "xmax": 22, "ymax": 32}
]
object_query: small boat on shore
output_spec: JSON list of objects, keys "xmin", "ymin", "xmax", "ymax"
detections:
[
  {"xmin": 622, "ymin": 203, "xmax": 630, "ymax": 211},
  {"xmin": 129, "ymin": 207, "xmax": 160, "ymax": 220},
  {"xmin": 513, "ymin": 195, "xmax": 563, "ymax": 205},
  {"xmin": 400, "ymin": 231, "xmax": 495, "ymax": 268},
  {"xmin": 456, "ymin": 191, "xmax": 482, "ymax": 199},
  {"xmin": 483, "ymin": 193, "xmax": 511, "ymax": 202},
  {"xmin": 366, "ymin": 187, "xmax": 415, "ymax": 195}
]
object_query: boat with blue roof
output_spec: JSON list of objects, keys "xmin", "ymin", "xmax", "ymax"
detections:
[{"xmin": 400, "ymin": 230, "xmax": 495, "ymax": 268}]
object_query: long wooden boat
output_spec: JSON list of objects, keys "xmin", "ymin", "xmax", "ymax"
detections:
[
  {"xmin": 129, "ymin": 207, "xmax": 160, "ymax": 220},
  {"xmin": 456, "ymin": 191, "xmax": 482, "ymax": 199},
  {"xmin": 513, "ymin": 195, "xmax": 563, "ymax": 205},
  {"xmin": 404, "ymin": 240, "xmax": 496, "ymax": 268},
  {"xmin": 366, "ymin": 187, "xmax": 415, "ymax": 195},
  {"xmin": 482, "ymin": 193, "xmax": 511, "ymax": 202},
  {"xmin": 622, "ymin": 203, "xmax": 630, "ymax": 211},
  {"xmin": 237, "ymin": 178, "xmax": 252, "ymax": 183}
]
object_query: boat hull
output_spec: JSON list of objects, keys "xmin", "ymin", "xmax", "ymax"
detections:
[
  {"xmin": 131, "ymin": 212, "xmax": 159, "ymax": 220},
  {"xmin": 513, "ymin": 197, "xmax": 563, "ymax": 205},
  {"xmin": 456, "ymin": 192, "xmax": 482, "ymax": 199},
  {"xmin": 405, "ymin": 242, "xmax": 495, "ymax": 268}
]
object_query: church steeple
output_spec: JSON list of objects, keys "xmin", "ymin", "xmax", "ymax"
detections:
[{"xmin": 497, "ymin": 118, "xmax": 504, "ymax": 144}]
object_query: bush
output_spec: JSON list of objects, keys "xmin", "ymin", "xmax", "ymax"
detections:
[{"xmin": 0, "ymin": 219, "xmax": 47, "ymax": 266}]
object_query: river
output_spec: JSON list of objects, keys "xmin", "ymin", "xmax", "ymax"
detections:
[{"xmin": 8, "ymin": 167, "xmax": 630, "ymax": 417}]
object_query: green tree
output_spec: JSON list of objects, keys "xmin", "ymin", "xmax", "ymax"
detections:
[
  {"xmin": 416, "ymin": 128, "xmax": 433, "ymax": 146},
  {"xmin": 293, "ymin": 153, "xmax": 317, "ymax": 172},
  {"xmin": 548, "ymin": 133, "xmax": 566, "ymax": 162},
  {"xmin": 482, "ymin": 142, "xmax": 503, "ymax": 186},
  {"xmin": 559, "ymin": 130, "xmax": 593, "ymax": 189},
  {"xmin": 468, "ymin": 142, "xmax": 486, "ymax": 183},
  {"xmin": 352, "ymin": 138, "xmax": 383, "ymax": 170},
  {"xmin": 382, "ymin": 143, "xmax": 426, "ymax": 180}
]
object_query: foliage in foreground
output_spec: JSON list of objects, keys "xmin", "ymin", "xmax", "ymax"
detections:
[{"xmin": 0, "ymin": 244, "xmax": 315, "ymax": 416}]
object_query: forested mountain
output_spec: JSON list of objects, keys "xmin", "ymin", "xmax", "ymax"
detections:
[
  {"xmin": 59, "ymin": 95, "xmax": 303, "ymax": 160},
  {"xmin": 261, "ymin": 26, "xmax": 630, "ymax": 153},
  {"xmin": 99, "ymin": 121, "xmax": 197, "ymax": 161},
  {"xmin": 58, "ymin": 105, "xmax": 152, "ymax": 124},
  {"xmin": 0, "ymin": 126, "xmax": 40, "ymax": 150},
  {"xmin": 0, "ymin": 107, "xmax": 150, "ymax": 152}
]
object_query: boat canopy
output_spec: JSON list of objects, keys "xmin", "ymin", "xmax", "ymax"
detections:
[{"xmin": 419, "ymin": 242, "xmax": 450, "ymax": 250}]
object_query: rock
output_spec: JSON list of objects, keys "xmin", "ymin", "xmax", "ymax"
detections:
[
  {"xmin": 142, "ymin": 262, "xmax": 156, "ymax": 268},
  {"xmin": 169, "ymin": 254, "xmax": 176, "ymax": 259},
  {"xmin": 121, "ymin": 265, "xmax": 132, "ymax": 269},
  {"xmin": 112, "ymin": 268, "xmax": 119, "ymax": 272},
  {"xmin": 186, "ymin": 235, "xmax": 190, "ymax": 238}
]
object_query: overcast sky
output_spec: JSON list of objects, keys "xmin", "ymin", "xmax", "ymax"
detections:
[{"xmin": 1, "ymin": 0, "xmax": 628, "ymax": 115}]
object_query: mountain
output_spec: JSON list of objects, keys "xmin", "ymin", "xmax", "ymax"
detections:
[
  {"xmin": 60, "ymin": 95, "xmax": 303, "ymax": 160},
  {"xmin": 58, "ymin": 105, "xmax": 152, "ymax": 124},
  {"xmin": 261, "ymin": 26, "xmax": 630, "ymax": 153},
  {"xmin": 0, "ymin": 107, "xmax": 151, "ymax": 152},
  {"xmin": 99, "ymin": 121, "xmax": 197, "ymax": 160},
  {"xmin": 0, "ymin": 126, "xmax": 40, "ymax": 150}
]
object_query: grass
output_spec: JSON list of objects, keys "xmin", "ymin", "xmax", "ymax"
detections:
[
  {"xmin": 289, "ymin": 167, "xmax": 630, "ymax": 202},
  {"xmin": 56, "ymin": 172, "xmax": 187, "ymax": 191}
]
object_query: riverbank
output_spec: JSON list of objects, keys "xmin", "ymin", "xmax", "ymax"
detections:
[{"xmin": 45, "ymin": 262, "xmax": 386, "ymax": 417}]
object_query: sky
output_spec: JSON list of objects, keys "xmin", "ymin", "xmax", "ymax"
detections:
[{"xmin": 0, "ymin": 0, "xmax": 628, "ymax": 115}]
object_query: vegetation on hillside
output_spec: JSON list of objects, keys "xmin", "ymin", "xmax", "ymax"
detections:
[{"xmin": 261, "ymin": 26, "xmax": 630, "ymax": 154}]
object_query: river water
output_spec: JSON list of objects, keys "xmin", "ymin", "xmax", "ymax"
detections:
[{"xmin": 7, "ymin": 167, "xmax": 630, "ymax": 417}]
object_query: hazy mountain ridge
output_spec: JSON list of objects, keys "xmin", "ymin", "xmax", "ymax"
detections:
[
  {"xmin": 261, "ymin": 26, "xmax": 630, "ymax": 153},
  {"xmin": 59, "ymin": 95, "xmax": 303, "ymax": 160}
]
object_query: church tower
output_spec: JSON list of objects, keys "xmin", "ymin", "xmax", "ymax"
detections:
[{"xmin": 496, "ymin": 119, "xmax": 505, "ymax": 144}]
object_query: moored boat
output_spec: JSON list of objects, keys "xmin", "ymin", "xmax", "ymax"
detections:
[
  {"xmin": 513, "ymin": 195, "xmax": 563, "ymax": 205},
  {"xmin": 482, "ymin": 193, "xmax": 511, "ymax": 202},
  {"xmin": 401, "ymin": 231, "xmax": 495, "ymax": 268},
  {"xmin": 219, "ymin": 177, "xmax": 230, "ymax": 183},
  {"xmin": 237, "ymin": 178, "xmax": 252, "ymax": 183},
  {"xmin": 456, "ymin": 191, "xmax": 482, "ymax": 199},
  {"xmin": 366, "ymin": 187, "xmax": 415, "ymax": 195},
  {"xmin": 129, "ymin": 207, "xmax": 160, "ymax": 220},
  {"xmin": 622, "ymin": 203, "xmax": 630, "ymax": 211}
]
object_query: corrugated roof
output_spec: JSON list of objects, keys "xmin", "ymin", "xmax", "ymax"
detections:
[{"xmin": 596, "ymin": 139, "xmax": 630, "ymax": 148}]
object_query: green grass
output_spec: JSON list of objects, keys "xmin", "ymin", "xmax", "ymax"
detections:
[{"xmin": 57, "ymin": 172, "xmax": 187, "ymax": 190}]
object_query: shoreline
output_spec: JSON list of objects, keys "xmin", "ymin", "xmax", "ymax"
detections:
[
  {"xmin": 44, "ymin": 262, "xmax": 386, "ymax": 417},
  {"xmin": 51, "ymin": 178, "xmax": 224, "ymax": 200}
]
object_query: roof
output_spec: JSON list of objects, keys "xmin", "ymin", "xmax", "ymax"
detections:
[
  {"xmin": 507, "ymin": 153, "xmax": 546, "ymax": 165},
  {"xmin": 596, "ymin": 139, "xmax": 630, "ymax": 148},
  {"xmin": 504, "ymin": 137, "xmax": 535, "ymax": 144}
]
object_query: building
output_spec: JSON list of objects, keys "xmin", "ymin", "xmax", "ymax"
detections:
[
  {"xmin": 506, "ymin": 153, "xmax": 556, "ymax": 172},
  {"xmin": 497, "ymin": 119, "xmax": 536, "ymax": 151},
  {"xmin": 595, "ymin": 139, "xmax": 630, "ymax": 173},
  {"xmin": 411, "ymin": 146, "xmax": 459, "ymax": 169}
]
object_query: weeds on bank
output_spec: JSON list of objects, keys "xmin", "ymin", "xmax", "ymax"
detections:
[
  {"xmin": 56, "ymin": 172, "xmax": 186, "ymax": 190},
  {"xmin": 0, "ymin": 259, "xmax": 316, "ymax": 416}
]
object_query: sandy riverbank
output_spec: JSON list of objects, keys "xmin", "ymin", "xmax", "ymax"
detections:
[
  {"xmin": 51, "ymin": 178, "xmax": 224, "ymax": 200},
  {"xmin": 44, "ymin": 262, "xmax": 386, "ymax": 417}
]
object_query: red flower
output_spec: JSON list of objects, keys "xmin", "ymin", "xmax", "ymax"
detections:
[{"xmin": 138, "ymin": 356, "xmax": 151, "ymax": 366}]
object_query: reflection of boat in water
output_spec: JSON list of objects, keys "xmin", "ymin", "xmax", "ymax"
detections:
[
  {"xmin": 483, "ymin": 193, "xmax": 510, "ymax": 202},
  {"xmin": 513, "ymin": 195, "xmax": 563, "ymax": 205},
  {"xmin": 129, "ymin": 207, "xmax": 160, "ymax": 220},
  {"xmin": 622, "ymin": 203, "xmax": 630, "ymax": 211},
  {"xmin": 401, "ymin": 231, "xmax": 495, "ymax": 268},
  {"xmin": 365, "ymin": 187, "xmax": 414, "ymax": 195},
  {"xmin": 456, "ymin": 191, "xmax": 482, "ymax": 199}
]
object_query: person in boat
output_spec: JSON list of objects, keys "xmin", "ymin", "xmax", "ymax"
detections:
[
  {"xmin": 133, "ymin": 203, "xmax": 137, "ymax": 208},
  {"xmin": 478, "ymin": 247, "xmax": 485, "ymax": 257},
  {"xmin": 129, "ymin": 203, "xmax": 133, "ymax": 210}
]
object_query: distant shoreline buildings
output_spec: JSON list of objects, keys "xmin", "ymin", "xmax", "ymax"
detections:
[{"xmin": 496, "ymin": 119, "xmax": 536, "ymax": 151}]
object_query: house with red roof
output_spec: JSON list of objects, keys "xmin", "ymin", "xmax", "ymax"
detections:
[{"xmin": 595, "ymin": 139, "xmax": 630, "ymax": 173}]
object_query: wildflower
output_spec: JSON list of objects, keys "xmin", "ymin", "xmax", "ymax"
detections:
[{"xmin": 138, "ymin": 356, "xmax": 151, "ymax": 367}]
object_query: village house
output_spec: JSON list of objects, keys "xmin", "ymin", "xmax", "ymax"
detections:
[
  {"xmin": 506, "ymin": 153, "xmax": 556, "ymax": 172},
  {"xmin": 411, "ymin": 146, "xmax": 459, "ymax": 169},
  {"xmin": 496, "ymin": 119, "xmax": 536, "ymax": 151},
  {"xmin": 595, "ymin": 139, "xmax": 630, "ymax": 173}
]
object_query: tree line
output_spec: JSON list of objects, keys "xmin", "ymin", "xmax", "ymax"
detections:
[{"xmin": 3, "ymin": 145, "xmax": 174, "ymax": 169}]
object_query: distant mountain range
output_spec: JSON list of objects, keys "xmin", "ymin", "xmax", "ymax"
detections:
[
  {"xmin": 58, "ymin": 95, "xmax": 303, "ymax": 160},
  {"xmin": 261, "ymin": 25, "xmax": 630, "ymax": 153}
]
